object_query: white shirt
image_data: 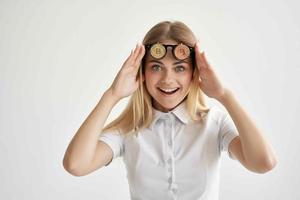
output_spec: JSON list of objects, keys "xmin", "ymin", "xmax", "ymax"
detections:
[{"xmin": 98, "ymin": 99, "xmax": 239, "ymax": 200}]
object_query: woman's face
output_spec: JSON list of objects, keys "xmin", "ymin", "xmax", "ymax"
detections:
[{"xmin": 143, "ymin": 40, "xmax": 194, "ymax": 112}]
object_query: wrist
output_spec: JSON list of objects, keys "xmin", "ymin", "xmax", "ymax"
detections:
[
  {"xmin": 216, "ymin": 88, "xmax": 233, "ymax": 104},
  {"xmin": 104, "ymin": 88, "xmax": 121, "ymax": 104}
]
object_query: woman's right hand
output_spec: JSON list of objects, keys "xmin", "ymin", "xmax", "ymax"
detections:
[{"xmin": 108, "ymin": 43, "xmax": 145, "ymax": 101}]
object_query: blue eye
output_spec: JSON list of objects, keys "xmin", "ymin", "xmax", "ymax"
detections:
[
  {"xmin": 151, "ymin": 65, "xmax": 161, "ymax": 71},
  {"xmin": 175, "ymin": 66, "xmax": 185, "ymax": 72}
]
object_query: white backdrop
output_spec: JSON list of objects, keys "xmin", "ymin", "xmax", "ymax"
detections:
[{"xmin": 0, "ymin": 0, "xmax": 299, "ymax": 199}]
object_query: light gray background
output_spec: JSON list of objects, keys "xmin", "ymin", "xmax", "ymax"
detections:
[{"xmin": 0, "ymin": 0, "xmax": 299, "ymax": 199}]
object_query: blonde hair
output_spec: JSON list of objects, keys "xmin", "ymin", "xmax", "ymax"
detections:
[{"xmin": 102, "ymin": 20, "xmax": 210, "ymax": 136}]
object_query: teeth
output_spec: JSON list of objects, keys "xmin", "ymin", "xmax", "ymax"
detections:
[{"xmin": 159, "ymin": 88, "xmax": 178, "ymax": 92}]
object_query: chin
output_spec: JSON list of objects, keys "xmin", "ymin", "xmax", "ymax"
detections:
[{"xmin": 153, "ymin": 97, "xmax": 183, "ymax": 112}]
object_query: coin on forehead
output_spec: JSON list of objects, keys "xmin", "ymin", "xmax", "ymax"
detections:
[
  {"xmin": 174, "ymin": 43, "xmax": 190, "ymax": 60},
  {"xmin": 150, "ymin": 43, "xmax": 166, "ymax": 59}
]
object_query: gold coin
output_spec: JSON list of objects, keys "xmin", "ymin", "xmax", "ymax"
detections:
[
  {"xmin": 174, "ymin": 43, "xmax": 190, "ymax": 60},
  {"xmin": 150, "ymin": 43, "xmax": 166, "ymax": 59}
]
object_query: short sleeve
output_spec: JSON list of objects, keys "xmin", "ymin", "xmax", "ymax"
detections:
[
  {"xmin": 218, "ymin": 110, "xmax": 239, "ymax": 159},
  {"xmin": 98, "ymin": 129, "xmax": 124, "ymax": 166}
]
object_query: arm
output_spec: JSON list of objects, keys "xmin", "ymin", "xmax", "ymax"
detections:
[
  {"xmin": 63, "ymin": 43, "xmax": 145, "ymax": 176},
  {"xmin": 193, "ymin": 41, "xmax": 277, "ymax": 173},
  {"xmin": 217, "ymin": 89, "xmax": 277, "ymax": 173},
  {"xmin": 63, "ymin": 89, "xmax": 119, "ymax": 176}
]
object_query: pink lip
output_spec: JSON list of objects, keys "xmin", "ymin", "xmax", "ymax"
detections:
[{"xmin": 157, "ymin": 87, "xmax": 180, "ymax": 96}]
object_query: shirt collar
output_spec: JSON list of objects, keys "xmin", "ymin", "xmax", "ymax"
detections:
[{"xmin": 149, "ymin": 99, "xmax": 190, "ymax": 130}]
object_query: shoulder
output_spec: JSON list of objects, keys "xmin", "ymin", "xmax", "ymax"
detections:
[
  {"xmin": 203, "ymin": 106, "xmax": 229, "ymax": 124},
  {"xmin": 99, "ymin": 128, "xmax": 126, "ymax": 141}
]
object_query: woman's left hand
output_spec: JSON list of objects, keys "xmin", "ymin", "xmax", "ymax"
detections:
[{"xmin": 194, "ymin": 41, "xmax": 227, "ymax": 101}]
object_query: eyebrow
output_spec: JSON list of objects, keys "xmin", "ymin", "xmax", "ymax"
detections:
[{"xmin": 148, "ymin": 60, "xmax": 189, "ymax": 65}]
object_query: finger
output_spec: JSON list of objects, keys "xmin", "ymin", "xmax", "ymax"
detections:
[
  {"xmin": 201, "ymin": 52, "xmax": 211, "ymax": 69},
  {"xmin": 134, "ymin": 44, "xmax": 145, "ymax": 66},
  {"xmin": 123, "ymin": 43, "xmax": 141, "ymax": 68},
  {"xmin": 124, "ymin": 44, "xmax": 141, "ymax": 69},
  {"xmin": 124, "ymin": 44, "xmax": 139, "ymax": 61},
  {"xmin": 131, "ymin": 43, "xmax": 142, "ymax": 63},
  {"xmin": 122, "ymin": 49, "xmax": 135, "ymax": 69},
  {"xmin": 195, "ymin": 42, "xmax": 207, "ymax": 69},
  {"xmin": 195, "ymin": 40, "xmax": 202, "ymax": 51},
  {"xmin": 132, "ymin": 45, "xmax": 145, "ymax": 74},
  {"xmin": 199, "ymin": 53, "xmax": 207, "ymax": 69}
]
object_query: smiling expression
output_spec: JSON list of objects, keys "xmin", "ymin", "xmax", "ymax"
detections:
[{"xmin": 143, "ymin": 40, "xmax": 194, "ymax": 112}]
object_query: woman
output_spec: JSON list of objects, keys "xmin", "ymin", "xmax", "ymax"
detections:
[{"xmin": 63, "ymin": 20, "xmax": 277, "ymax": 200}]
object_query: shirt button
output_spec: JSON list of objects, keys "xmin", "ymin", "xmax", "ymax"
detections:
[
  {"xmin": 168, "ymin": 140, "xmax": 172, "ymax": 146},
  {"xmin": 168, "ymin": 177, "xmax": 172, "ymax": 183},
  {"xmin": 168, "ymin": 167, "xmax": 172, "ymax": 172},
  {"xmin": 167, "ymin": 158, "xmax": 172, "ymax": 164}
]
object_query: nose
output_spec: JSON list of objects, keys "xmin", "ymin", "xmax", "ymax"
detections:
[{"xmin": 160, "ymin": 68, "xmax": 175, "ymax": 84}]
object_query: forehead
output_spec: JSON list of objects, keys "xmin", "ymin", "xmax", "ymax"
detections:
[{"xmin": 160, "ymin": 39, "xmax": 178, "ymax": 45}]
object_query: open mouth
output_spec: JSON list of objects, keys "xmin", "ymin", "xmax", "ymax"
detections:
[{"xmin": 157, "ymin": 87, "xmax": 180, "ymax": 95}]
